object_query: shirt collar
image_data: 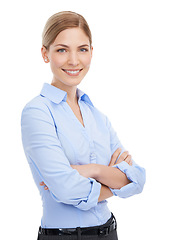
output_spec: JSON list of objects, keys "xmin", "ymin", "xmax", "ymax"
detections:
[{"xmin": 40, "ymin": 83, "xmax": 94, "ymax": 107}]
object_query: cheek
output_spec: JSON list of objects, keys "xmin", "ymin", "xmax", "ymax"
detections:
[
  {"xmin": 50, "ymin": 54, "xmax": 66, "ymax": 68},
  {"xmin": 81, "ymin": 55, "xmax": 92, "ymax": 67}
]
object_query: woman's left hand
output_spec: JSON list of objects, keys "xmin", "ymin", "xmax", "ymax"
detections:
[
  {"xmin": 40, "ymin": 149, "xmax": 132, "ymax": 190},
  {"xmin": 40, "ymin": 181, "xmax": 49, "ymax": 190}
]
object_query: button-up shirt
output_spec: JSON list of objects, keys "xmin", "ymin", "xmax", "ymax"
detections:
[{"xmin": 21, "ymin": 83, "xmax": 146, "ymax": 228}]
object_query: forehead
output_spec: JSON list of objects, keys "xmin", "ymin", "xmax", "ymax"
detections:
[{"xmin": 53, "ymin": 27, "xmax": 90, "ymax": 46}]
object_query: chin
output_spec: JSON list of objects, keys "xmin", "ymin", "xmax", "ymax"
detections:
[{"xmin": 58, "ymin": 77, "xmax": 83, "ymax": 87}]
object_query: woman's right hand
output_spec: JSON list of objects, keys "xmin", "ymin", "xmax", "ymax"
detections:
[{"xmin": 109, "ymin": 148, "xmax": 132, "ymax": 167}]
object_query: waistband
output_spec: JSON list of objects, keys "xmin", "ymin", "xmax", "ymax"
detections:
[{"xmin": 39, "ymin": 213, "xmax": 117, "ymax": 237}]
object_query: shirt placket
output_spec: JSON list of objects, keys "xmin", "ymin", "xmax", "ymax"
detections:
[
  {"xmin": 89, "ymin": 141, "xmax": 97, "ymax": 164},
  {"xmin": 79, "ymin": 101, "xmax": 97, "ymax": 164}
]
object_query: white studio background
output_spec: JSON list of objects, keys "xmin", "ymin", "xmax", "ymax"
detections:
[{"xmin": 0, "ymin": 0, "xmax": 178, "ymax": 239}]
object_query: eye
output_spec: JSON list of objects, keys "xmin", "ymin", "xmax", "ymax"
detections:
[
  {"xmin": 80, "ymin": 48, "xmax": 88, "ymax": 52},
  {"xmin": 57, "ymin": 49, "xmax": 66, "ymax": 53}
]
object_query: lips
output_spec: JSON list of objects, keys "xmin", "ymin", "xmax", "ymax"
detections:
[{"xmin": 62, "ymin": 68, "xmax": 83, "ymax": 76}]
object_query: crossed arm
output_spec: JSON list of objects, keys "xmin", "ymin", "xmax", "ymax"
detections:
[{"xmin": 40, "ymin": 148, "xmax": 132, "ymax": 202}]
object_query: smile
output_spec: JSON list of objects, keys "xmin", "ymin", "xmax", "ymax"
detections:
[{"xmin": 62, "ymin": 69, "xmax": 83, "ymax": 76}]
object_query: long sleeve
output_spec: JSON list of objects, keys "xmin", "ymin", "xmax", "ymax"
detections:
[
  {"xmin": 105, "ymin": 116, "xmax": 146, "ymax": 198},
  {"xmin": 110, "ymin": 161, "xmax": 146, "ymax": 198},
  {"xmin": 21, "ymin": 103, "xmax": 101, "ymax": 210},
  {"xmin": 21, "ymin": 83, "xmax": 146, "ymax": 228}
]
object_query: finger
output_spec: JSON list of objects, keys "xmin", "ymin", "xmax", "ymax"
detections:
[
  {"xmin": 109, "ymin": 148, "xmax": 122, "ymax": 166},
  {"xmin": 40, "ymin": 182, "xmax": 49, "ymax": 190},
  {"xmin": 40, "ymin": 181, "xmax": 45, "ymax": 186},
  {"xmin": 124, "ymin": 155, "xmax": 132, "ymax": 166},
  {"xmin": 109, "ymin": 148, "xmax": 121, "ymax": 166},
  {"xmin": 116, "ymin": 151, "xmax": 129, "ymax": 164}
]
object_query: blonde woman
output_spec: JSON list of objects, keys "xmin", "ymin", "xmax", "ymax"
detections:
[{"xmin": 21, "ymin": 11, "xmax": 146, "ymax": 240}]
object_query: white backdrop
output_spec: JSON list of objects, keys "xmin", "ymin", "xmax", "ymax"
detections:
[{"xmin": 0, "ymin": 0, "xmax": 178, "ymax": 239}]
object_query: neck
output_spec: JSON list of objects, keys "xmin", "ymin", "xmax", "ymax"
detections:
[{"xmin": 51, "ymin": 80, "xmax": 78, "ymax": 105}]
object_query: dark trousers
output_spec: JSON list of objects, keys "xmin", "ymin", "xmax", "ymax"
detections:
[{"xmin": 37, "ymin": 215, "xmax": 118, "ymax": 240}]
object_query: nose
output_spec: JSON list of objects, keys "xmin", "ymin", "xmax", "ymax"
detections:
[{"xmin": 67, "ymin": 51, "xmax": 79, "ymax": 66}]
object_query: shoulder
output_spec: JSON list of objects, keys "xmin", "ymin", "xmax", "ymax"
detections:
[
  {"xmin": 23, "ymin": 93, "xmax": 53, "ymax": 110},
  {"xmin": 21, "ymin": 95, "xmax": 53, "ymax": 120}
]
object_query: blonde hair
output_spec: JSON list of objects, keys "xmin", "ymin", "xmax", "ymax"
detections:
[{"xmin": 42, "ymin": 11, "xmax": 92, "ymax": 49}]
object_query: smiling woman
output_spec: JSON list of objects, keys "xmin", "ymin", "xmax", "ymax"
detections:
[
  {"xmin": 21, "ymin": 11, "xmax": 145, "ymax": 240},
  {"xmin": 41, "ymin": 27, "xmax": 93, "ymax": 89}
]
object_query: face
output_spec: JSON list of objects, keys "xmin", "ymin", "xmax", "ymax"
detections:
[{"xmin": 42, "ymin": 27, "xmax": 93, "ymax": 89}]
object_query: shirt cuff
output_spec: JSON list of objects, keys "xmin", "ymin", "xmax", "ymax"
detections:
[
  {"xmin": 75, "ymin": 178, "xmax": 101, "ymax": 210},
  {"xmin": 109, "ymin": 161, "xmax": 146, "ymax": 198}
]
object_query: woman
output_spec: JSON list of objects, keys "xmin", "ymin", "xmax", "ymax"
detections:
[{"xmin": 21, "ymin": 11, "xmax": 146, "ymax": 240}]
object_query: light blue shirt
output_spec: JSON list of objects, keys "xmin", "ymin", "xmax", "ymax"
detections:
[{"xmin": 21, "ymin": 83, "xmax": 146, "ymax": 228}]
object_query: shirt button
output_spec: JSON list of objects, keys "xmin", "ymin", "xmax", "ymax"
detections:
[{"xmin": 90, "ymin": 153, "xmax": 96, "ymax": 159}]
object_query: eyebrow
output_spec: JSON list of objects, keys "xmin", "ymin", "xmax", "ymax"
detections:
[{"xmin": 54, "ymin": 44, "xmax": 90, "ymax": 48}]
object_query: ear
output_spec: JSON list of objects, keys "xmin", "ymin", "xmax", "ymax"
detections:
[
  {"xmin": 41, "ymin": 46, "xmax": 49, "ymax": 63},
  {"xmin": 90, "ymin": 45, "xmax": 93, "ymax": 58}
]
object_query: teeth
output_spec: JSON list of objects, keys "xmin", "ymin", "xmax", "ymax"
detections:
[{"xmin": 65, "ymin": 70, "xmax": 80, "ymax": 74}]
